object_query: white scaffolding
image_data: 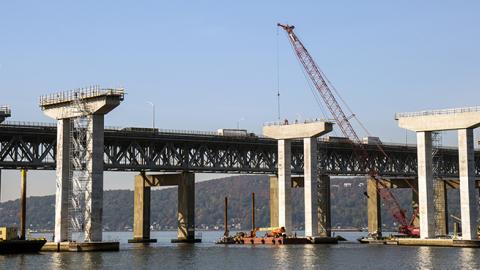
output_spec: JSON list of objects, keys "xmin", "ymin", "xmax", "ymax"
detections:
[{"xmin": 68, "ymin": 91, "xmax": 93, "ymax": 242}]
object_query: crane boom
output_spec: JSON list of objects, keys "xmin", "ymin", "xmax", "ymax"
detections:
[{"xmin": 278, "ymin": 23, "xmax": 418, "ymax": 237}]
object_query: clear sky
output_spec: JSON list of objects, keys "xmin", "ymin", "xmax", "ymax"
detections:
[{"xmin": 1, "ymin": 1, "xmax": 479, "ymax": 201}]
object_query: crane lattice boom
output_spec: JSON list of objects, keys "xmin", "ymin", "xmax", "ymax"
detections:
[{"xmin": 278, "ymin": 23, "xmax": 418, "ymax": 237}]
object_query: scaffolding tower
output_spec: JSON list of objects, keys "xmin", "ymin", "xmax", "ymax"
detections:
[{"xmin": 68, "ymin": 88, "xmax": 95, "ymax": 242}]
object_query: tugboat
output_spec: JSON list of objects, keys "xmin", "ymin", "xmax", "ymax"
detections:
[{"xmin": 0, "ymin": 227, "xmax": 46, "ymax": 254}]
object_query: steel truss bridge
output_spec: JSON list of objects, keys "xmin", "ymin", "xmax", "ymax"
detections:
[{"xmin": 0, "ymin": 122, "xmax": 479, "ymax": 178}]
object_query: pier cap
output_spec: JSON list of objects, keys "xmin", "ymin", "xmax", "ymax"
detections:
[
  {"xmin": 262, "ymin": 119, "xmax": 333, "ymax": 140},
  {"xmin": 395, "ymin": 106, "xmax": 480, "ymax": 132},
  {"xmin": 39, "ymin": 86, "xmax": 125, "ymax": 119}
]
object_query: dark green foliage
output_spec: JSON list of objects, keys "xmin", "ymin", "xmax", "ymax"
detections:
[{"xmin": 0, "ymin": 176, "xmax": 461, "ymax": 231}]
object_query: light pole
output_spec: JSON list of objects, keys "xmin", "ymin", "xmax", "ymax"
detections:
[
  {"xmin": 236, "ymin": 117, "xmax": 245, "ymax": 129},
  {"xmin": 147, "ymin": 101, "xmax": 155, "ymax": 130}
]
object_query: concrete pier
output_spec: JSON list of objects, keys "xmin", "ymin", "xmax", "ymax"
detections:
[
  {"xmin": 397, "ymin": 106, "xmax": 480, "ymax": 240},
  {"xmin": 129, "ymin": 172, "xmax": 198, "ymax": 243},
  {"xmin": 177, "ymin": 173, "xmax": 195, "ymax": 242},
  {"xmin": 131, "ymin": 173, "xmax": 154, "ymax": 243},
  {"xmin": 20, "ymin": 169, "xmax": 27, "ymax": 240},
  {"xmin": 278, "ymin": 139, "xmax": 293, "ymax": 235},
  {"xmin": 263, "ymin": 120, "xmax": 333, "ymax": 236},
  {"xmin": 433, "ymin": 179, "xmax": 448, "ymax": 236},
  {"xmin": 269, "ymin": 176, "xmax": 279, "ymax": 228},
  {"xmin": 367, "ymin": 177, "xmax": 381, "ymax": 237},
  {"xmin": 317, "ymin": 175, "xmax": 331, "ymax": 237},
  {"xmin": 54, "ymin": 118, "xmax": 71, "ymax": 242},
  {"xmin": 458, "ymin": 128, "xmax": 478, "ymax": 240},
  {"xmin": 40, "ymin": 87, "xmax": 124, "ymax": 243}
]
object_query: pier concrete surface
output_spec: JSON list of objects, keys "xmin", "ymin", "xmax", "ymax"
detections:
[
  {"xmin": 397, "ymin": 106, "xmax": 480, "ymax": 240},
  {"xmin": 263, "ymin": 120, "xmax": 333, "ymax": 237},
  {"xmin": 40, "ymin": 87, "xmax": 124, "ymax": 243},
  {"xmin": 129, "ymin": 172, "xmax": 199, "ymax": 244}
]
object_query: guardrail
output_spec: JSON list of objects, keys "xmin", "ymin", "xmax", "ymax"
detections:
[
  {"xmin": 395, "ymin": 106, "xmax": 480, "ymax": 119},
  {"xmin": 39, "ymin": 85, "xmax": 125, "ymax": 106},
  {"xmin": 264, "ymin": 118, "xmax": 333, "ymax": 126}
]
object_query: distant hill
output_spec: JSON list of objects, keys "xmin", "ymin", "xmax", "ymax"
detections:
[{"xmin": 0, "ymin": 176, "xmax": 460, "ymax": 232}]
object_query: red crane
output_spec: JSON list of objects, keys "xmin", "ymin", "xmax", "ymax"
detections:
[{"xmin": 277, "ymin": 23, "xmax": 419, "ymax": 237}]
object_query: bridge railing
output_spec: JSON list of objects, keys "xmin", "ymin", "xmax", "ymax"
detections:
[
  {"xmin": 39, "ymin": 85, "xmax": 125, "ymax": 106},
  {"xmin": 1, "ymin": 121, "xmax": 56, "ymax": 127},
  {"xmin": 395, "ymin": 106, "xmax": 480, "ymax": 119},
  {"xmin": 264, "ymin": 118, "xmax": 332, "ymax": 126}
]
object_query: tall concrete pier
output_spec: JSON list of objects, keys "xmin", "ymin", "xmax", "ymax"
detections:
[
  {"xmin": 40, "ymin": 87, "xmax": 124, "ymax": 242},
  {"xmin": 129, "ymin": 172, "xmax": 197, "ymax": 243},
  {"xmin": 263, "ymin": 120, "xmax": 333, "ymax": 237},
  {"xmin": 397, "ymin": 106, "xmax": 480, "ymax": 240}
]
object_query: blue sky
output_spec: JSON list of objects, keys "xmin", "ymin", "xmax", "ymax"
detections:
[{"xmin": 1, "ymin": 1, "xmax": 479, "ymax": 200}]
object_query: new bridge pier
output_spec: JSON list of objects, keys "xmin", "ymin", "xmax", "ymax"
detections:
[
  {"xmin": 129, "ymin": 172, "xmax": 199, "ymax": 244},
  {"xmin": 40, "ymin": 87, "xmax": 124, "ymax": 249},
  {"xmin": 263, "ymin": 120, "xmax": 333, "ymax": 239}
]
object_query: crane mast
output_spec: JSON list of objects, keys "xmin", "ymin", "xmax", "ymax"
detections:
[{"xmin": 277, "ymin": 23, "xmax": 418, "ymax": 237}]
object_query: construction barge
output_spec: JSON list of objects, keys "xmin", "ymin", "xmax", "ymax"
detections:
[
  {"xmin": 0, "ymin": 227, "xmax": 46, "ymax": 254},
  {"xmin": 216, "ymin": 195, "xmax": 340, "ymax": 245}
]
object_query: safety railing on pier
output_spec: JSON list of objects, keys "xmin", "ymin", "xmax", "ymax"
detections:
[
  {"xmin": 39, "ymin": 85, "xmax": 125, "ymax": 106},
  {"xmin": 264, "ymin": 118, "xmax": 333, "ymax": 126},
  {"xmin": 395, "ymin": 106, "xmax": 480, "ymax": 119}
]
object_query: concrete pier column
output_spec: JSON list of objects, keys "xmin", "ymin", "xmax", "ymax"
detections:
[
  {"xmin": 278, "ymin": 139, "xmax": 292, "ymax": 235},
  {"xmin": 318, "ymin": 174, "xmax": 331, "ymax": 237},
  {"xmin": 55, "ymin": 118, "xmax": 71, "ymax": 243},
  {"xmin": 177, "ymin": 172, "xmax": 195, "ymax": 241},
  {"xmin": 85, "ymin": 114, "xmax": 104, "ymax": 242},
  {"xmin": 458, "ymin": 128, "xmax": 478, "ymax": 240},
  {"xmin": 20, "ymin": 169, "xmax": 27, "ymax": 240},
  {"xmin": 269, "ymin": 176, "xmax": 279, "ymax": 228},
  {"xmin": 433, "ymin": 179, "xmax": 448, "ymax": 236},
  {"xmin": 367, "ymin": 177, "xmax": 382, "ymax": 237},
  {"xmin": 304, "ymin": 138, "xmax": 318, "ymax": 237},
  {"xmin": 132, "ymin": 173, "xmax": 151, "ymax": 241},
  {"xmin": 411, "ymin": 179, "xmax": 420, "ymax": 228},
  {"xmin": 417, "ymin": 131, "xmax": 435, "ymax": 239},
  {"xmin": 0, "ymin": 169, "xmax": 2, "ymax": 202}
]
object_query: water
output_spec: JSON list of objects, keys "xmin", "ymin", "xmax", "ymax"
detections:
[{"xmin": 1, "ymin": 231, "xmax": 480, "ymax": 270}]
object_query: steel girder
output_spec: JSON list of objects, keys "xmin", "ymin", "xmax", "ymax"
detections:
[{"xmin": 0, "ymin": 124, "xmax": 478, "ymax": 178}]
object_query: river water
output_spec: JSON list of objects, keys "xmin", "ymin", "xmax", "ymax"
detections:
[{"xmin": 1, "ymin": 231, "xmax": 479, "ymax": 270}]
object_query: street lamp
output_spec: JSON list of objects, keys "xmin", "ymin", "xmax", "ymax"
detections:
[
  {"xmin": 146, "ymin": 101, "xmax": 155, "ymax": 130},
  {"xmin": 237, "ymin": 117, "xmax": 245, "ymax": 129}
]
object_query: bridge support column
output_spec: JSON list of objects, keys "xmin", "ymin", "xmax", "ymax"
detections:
[
  {"xmin": 458, "ymin": 128, "xmax": 478, "ymax": 240},
  {"xmin": 54, "ymin": 118, "xmax": 71, "ymax": 243},
  {"xmin": 85, "ymin": 114, "xmax": 104, "ymax": 242},
  {"xmin": 434, "ymin": 179, "xmax": 448, "ymax": 236},
  {"xmin": 411, "ymin": 180, "xmax": 420, "ymax": 228},
  {"xmin": 269, "ymin": 176, "xmax": 279, "ymax": 228},
  {"xmin": 176, "ymin": 172, "xmax": 196, "ymax": 242},
  {"xmin": 304, "ymin": 137, "xmax": 318, "ymax": 237},
  {"xmin": 20, "ymin": 169, "xmax": 27, "ymax": 240},
  {"xmin": 318, "ymin": 174, "xmax": 331, "ymax": 237},
  {"xmin": 130, "ymin": 173, "xmax": 155, "ymax": 243},
  {"xmin": 417, "ymin": 131, "xmax": 435, "ymax": 239},
  {"xmin": 367, "ymin": 177, "xmax": 381, "ymax": 237},
  {"xmin": 278, "ymin": 139, "xmax": 292, "ymax": 235}
]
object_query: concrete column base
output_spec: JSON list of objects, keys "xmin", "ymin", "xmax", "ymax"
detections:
[
  {"xmin": 317, "ymin": 175, "xmax": 331, "ymax": 237},
  {"xmin": 367, "ymin": 177, "xmax": 382, "ymax": 238},
  {"xmin": 177, "ymin": 172, "xmax": 196, "ymax": 242}
]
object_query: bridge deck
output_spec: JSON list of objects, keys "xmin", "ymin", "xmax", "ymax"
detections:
[{"xmin": 0, "ymin": 123, "xmax": 478, "ymax": 177}]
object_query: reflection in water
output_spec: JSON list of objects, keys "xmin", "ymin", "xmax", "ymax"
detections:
[
  {"xmin": 416, "ymin": 246, "xmax": 432, "ymax": 270},
  {"xmin": 459, "ymin": 248, "xmax": 479, "ymax": 270},
  {"xmin": 273, "ymin": 246, "xmax": 290, "ymax": 270},
  {"xmin": 302, "ymin": 245, "xmax": 316, "ymax": 270}
]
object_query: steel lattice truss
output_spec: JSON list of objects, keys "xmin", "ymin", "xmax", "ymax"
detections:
[{"xmin": 0, "ymin": 124, "xmax": 478, "ymax": 177}]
